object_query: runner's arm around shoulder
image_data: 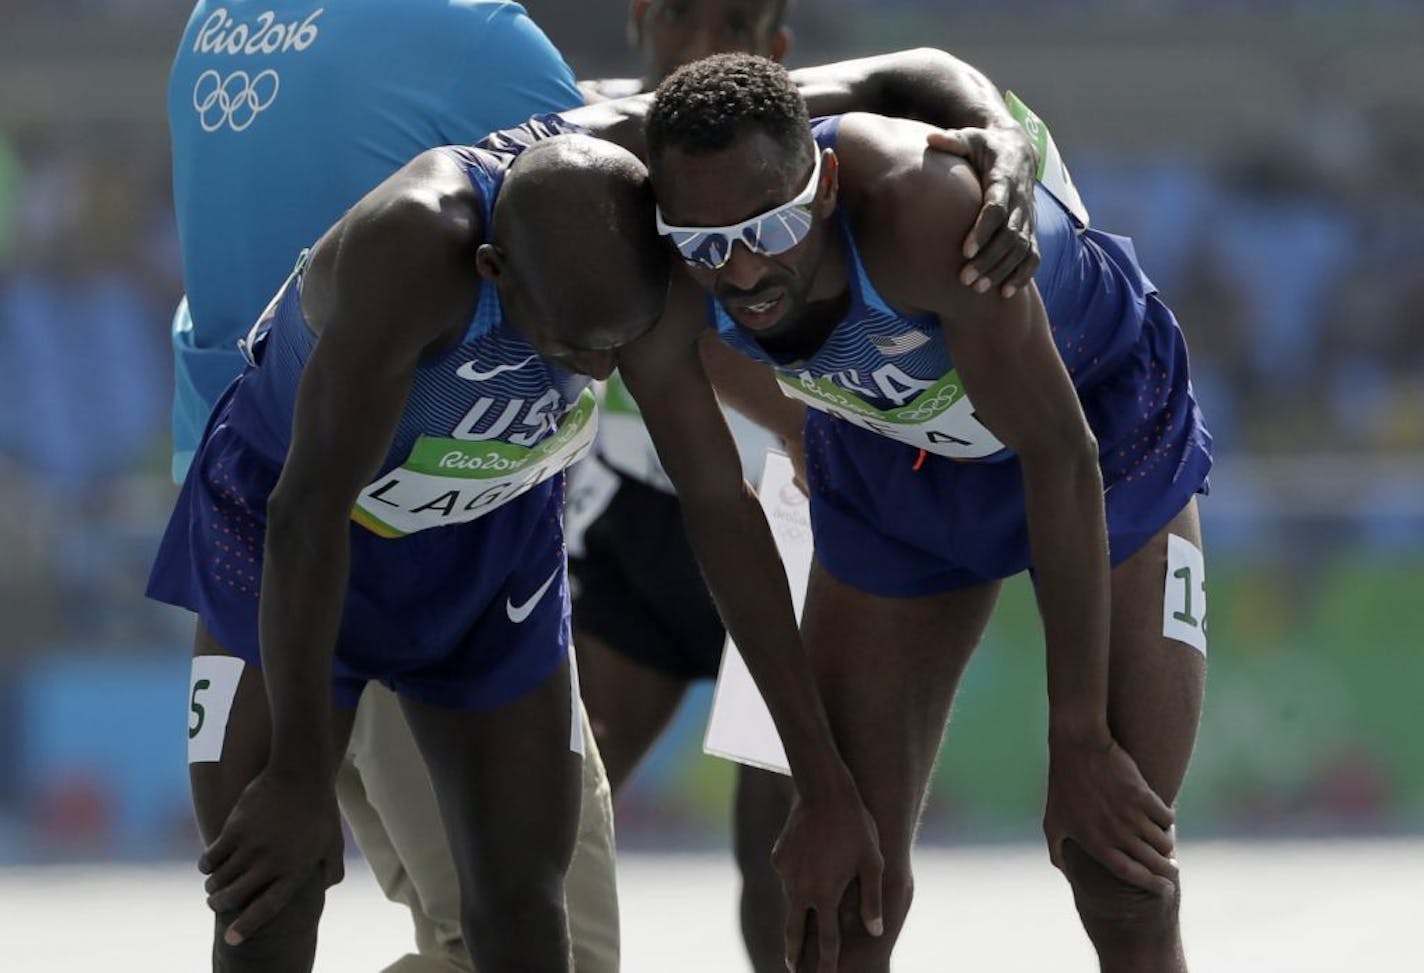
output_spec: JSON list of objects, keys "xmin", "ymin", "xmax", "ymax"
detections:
[
  {"xmin": 794, "ymin": 48, "xmax": 1041, "ymax": 296},
  {"xmin": 561, "ymin": 94, "xmax": 652, "ymax": 161},
  {"xmin": 791, "ymin": 47, "xmax": 1017, "ymax": 133},
  {"xmin": 564, "ymin": 47, "xmax": 1026, "ymax": 161},
  {"xmin": 260, "ymin": 150, "xmax": 483, "ymax": 778},
  {"xmin": 879, "ymin": 127, "xmax": 1112, "ymax": 734},
  {"xmin": 615, "ymin": 271, "xmax": 851, "ymax": 796}
]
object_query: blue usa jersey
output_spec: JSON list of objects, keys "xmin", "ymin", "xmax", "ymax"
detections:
[
  {"xmin": 228, "ymin": 115, "xmax": 594, "ymax": 536},
  {"xmin": 713, "ymin": 116, "xmax": 1159, "ymax": 465},
  {"xmin": 148, "ymin": 116, "xmax": 590, "ymax": 710},
  {"xmin": 713, "ymin": 115, "xmax": 1212, "ymax": 597}
]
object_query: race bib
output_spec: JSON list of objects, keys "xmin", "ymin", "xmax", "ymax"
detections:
[
  {"xmin": 1163, "ymin": 533, "xmax": 1208, "ymax": 655},
  {"xmin": 1005, "ymin": 91, "xmax": 1091, "ymax": 229},
  {"xmin": 352, "ymin": 388, "xmax": 598, "ymax": 537},
  {"xmin": 777, "ymin": 370, "xmax": 1006, "ymax": 460},
  {"xmin": 188, "ymin": 656, "xmax": 245, "ymax": 764}
]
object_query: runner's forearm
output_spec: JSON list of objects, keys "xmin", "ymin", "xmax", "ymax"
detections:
[
  {"xmin": 259, "ymin": 504, "xmax": 350, "ymax": 779},
  {"xmin": 792, "ymin": 48, "xmax": 1023, "ymax": 135},
  {"xmin": 1021, "ymin": 446, "xmax": 1113, "ymax": 738},
  {"xmin": 682, "ymin": 489, "xmax": 853, "ymax": 794}
]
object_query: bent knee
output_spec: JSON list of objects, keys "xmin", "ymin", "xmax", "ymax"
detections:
[
  {"xmin": 1061, "ymin": 840, "xmax": 1178, "ymax": 935},
  {"xmin": 463, "ymin": 876, "xmax": 566, "ymax": 934},
  {"xmin": 212, "ymin": 868, "xmax": 325, "ymax": 973},
  {"xmin": 462, "ymin": 885, "xmax": 569, "ymax": 969},
  {"xmin": 829, "ymin": 866, "xmax": 915, "ymax": 970}
]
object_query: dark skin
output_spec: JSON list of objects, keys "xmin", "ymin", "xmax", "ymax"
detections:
[
  {"xmin": 575, "ymin": 54, "xmax": 1043, "ymax": 973},
  {"xmin": 196, "ymin": 49, "xmax": 1045, "ymax": 966},
  {"xmin": 198, "ymin": 151, "xmax": 484, "ymax": 948},
  {"xmin": 576, "ymin": 5, "xmax": 795, "ymax": 969},
  {"xmin": 581, "ymin": 46, "xmax": 1044, "ymax": 295},
  {"xmin": 616, "ymin": 264, "xmax": 888, "ymax": 965},
  {"xmin": 648, "ymin": 113, "xmax": 1201, "ymax": 971},
  {"xmin": 194, "ymin": 143, "xmax": 650, "ymax": 971}
]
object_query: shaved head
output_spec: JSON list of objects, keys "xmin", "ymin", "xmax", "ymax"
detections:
[{"xmin": 491, "ymin": 135, "xmax": 669, "ymax": 351}]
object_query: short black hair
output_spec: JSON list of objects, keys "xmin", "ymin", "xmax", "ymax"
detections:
[{"xmin": 646, "ymin": 53, "xmax": 810, "ymax": 174}]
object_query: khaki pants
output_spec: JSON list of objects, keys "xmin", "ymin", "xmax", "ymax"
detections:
[{"xmin": 335, "ymin": 682, "xmax": 620, "ymax": 973}]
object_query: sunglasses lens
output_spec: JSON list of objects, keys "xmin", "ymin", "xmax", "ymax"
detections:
[
  {"xmin": 668, "ymin": 203, "xmax": 813, "ymax": 269},
  {"xmin": 747, "ymin": 206, "xmax": 813, "ymax": 257},
  {"xmin": 672, "ymin": 231, "xmax": 731, "ymax": 269},
  {"xmin": 700, "ymin": 234, "xmax": 731, "ymax": 268}
]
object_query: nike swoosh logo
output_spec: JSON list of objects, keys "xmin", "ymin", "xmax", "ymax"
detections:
[
  {"xmin": 456, "ymin": 355, "xmax": 536, "ymax": 382},
  {"xmin": 506, "ymin": 568, "xmax": 561, "ymax": 624}
]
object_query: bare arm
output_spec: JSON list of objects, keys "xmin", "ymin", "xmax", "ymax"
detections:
[
  {"xmin": 883, "ymin": 141, "xmax": 1111, "ymax": 737},
  {"xmin": 263, "ymin": 152, "xmax": 482, "ymax": 776},
  {"xmin": 571, "ymin": 46, "xmax": 1029, "ymax": 153},
  {"xmin": 199, "ymin": 150, "xmax": 484, "ymax": 943},
  {"xmin": 567, "ymin": 47, "xmax": 1039, "ymax": 293},
  {"xmin": 697, "ymin": 332, "xmax": 809, "ymax": 491},
  {"xmin": 617, "ymin": 275, "xmax": 835, "ymax": 789},
  {"xmin": 561, "ymin": 94, "xmax": 652, "ymax": 159},
  {"xmin": 697, "ymin": 331, "xmax": 806, "ymax": 444},
  {"xmin": 789, "ymin": 47, "xmax": 1018, "ymax": 132},
  {"xmin": 792, "ymin": 48, "xmax": 1041, "ymax": 294},
  {"xmin": 617, "ymin": 272, "xmax": 885, "ymax": 952},
  {"xmin": 866, "ymin": 116, "xmax": 1175, "ymax": 890}
]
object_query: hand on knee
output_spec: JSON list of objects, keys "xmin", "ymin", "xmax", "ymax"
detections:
[
  {"xmin": 796, "ymin": 869, "xmax": 912, "ymax": 972},
  {"xmin": 853, "ymin": 866, "xmax": 912, "ymax": 948},
  {"xmin": 211, "ymin": 868, "xmax": 326, "ymax": 973},
  {"xmin": 1061, "ymin": 840, "xmax": 1179, "ymax": 944}
]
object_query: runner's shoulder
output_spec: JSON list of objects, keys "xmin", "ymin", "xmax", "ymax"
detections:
[
  {"xmin": 303, "ymin": 150, "xmax": 481, "ymax": 347},
  {"xmin": 338, "ymin": 149, "xmax": 482, "ymax": 269},
  {"xmin": 835, "ymin": 113, "xmax": 982, "ymax": 300},
  {"xmin": 835, "ymin": 113, "xmax": 980, "ymax": 219}
]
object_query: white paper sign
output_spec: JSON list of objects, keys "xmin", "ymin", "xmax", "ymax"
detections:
[
  {"xmin": 568, "ymin": 648, "xmax": 585, "ymax": 757},
  {"xmin": 703, "ymin": 451, "xmax": 809, "ymax": 776},
  {"xmin": 1162, "ymin": 533, "xmax": 1208, "ymax": 656},
  {"xmin": 187, "ymin": 655, "xmax": 246, "ymax": 764}
]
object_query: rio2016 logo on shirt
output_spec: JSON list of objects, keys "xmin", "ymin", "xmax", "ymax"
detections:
[{"xmin": 188, "ymin": 7, "xmax": 324, "ymax": 133}]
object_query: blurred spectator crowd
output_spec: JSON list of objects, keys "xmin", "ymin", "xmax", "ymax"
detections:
[
  {"xmin": 0, "ymin": 0, "xmax": 1421, "ymax": 857},
  {"xmin": 0, "ymin": 2, "xmax": 1421, "ymax": 663}
]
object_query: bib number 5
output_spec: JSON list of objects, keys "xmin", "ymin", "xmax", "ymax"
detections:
[{"xmin": 187, "ymin": 656, "xmax": 245, "ymax": 764}]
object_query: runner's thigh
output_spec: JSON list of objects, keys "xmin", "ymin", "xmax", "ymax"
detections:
[{"xmin": 1106, "ymin": 498, "xmax": 1208, "ymax": 804}]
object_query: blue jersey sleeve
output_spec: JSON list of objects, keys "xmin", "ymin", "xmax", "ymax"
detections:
[{"xmin": 437, "ymin": 2, "xmax": 583, "ymax": 146}]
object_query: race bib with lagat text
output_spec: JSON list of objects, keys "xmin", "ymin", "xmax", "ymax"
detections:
[{"xmin": 352, "ymin": 388, "xmax": 597, "ymax": 537}]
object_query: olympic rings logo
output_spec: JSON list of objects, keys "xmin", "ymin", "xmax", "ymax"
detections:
[
  {"xmin": 896, "ymin": 386, "xmax": 959, "ymax": 422},
  {"xmin": 192, "ymin": 69, "xmax": 280, "ymax": 133}
]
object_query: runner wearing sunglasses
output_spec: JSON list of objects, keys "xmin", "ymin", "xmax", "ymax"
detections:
[
  {"xmin": 567, "ymin": 23, "xmax": 1047, "ymax": 973},
  {"xmin": 567, "ymin": 6, "xmax": 1035, "ymax": 970},
  {"xmin": 656, "ymin": 144, "xmax": 821, "ymax": 271},
  {"xmin": 630, "ymin": 53, "xmax": 1213, "ymax": 972}
]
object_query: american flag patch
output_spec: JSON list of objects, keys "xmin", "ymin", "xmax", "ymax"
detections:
[{"xmin": 869, "ymin": 330, "xmax": 930, "ymax": 356}]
